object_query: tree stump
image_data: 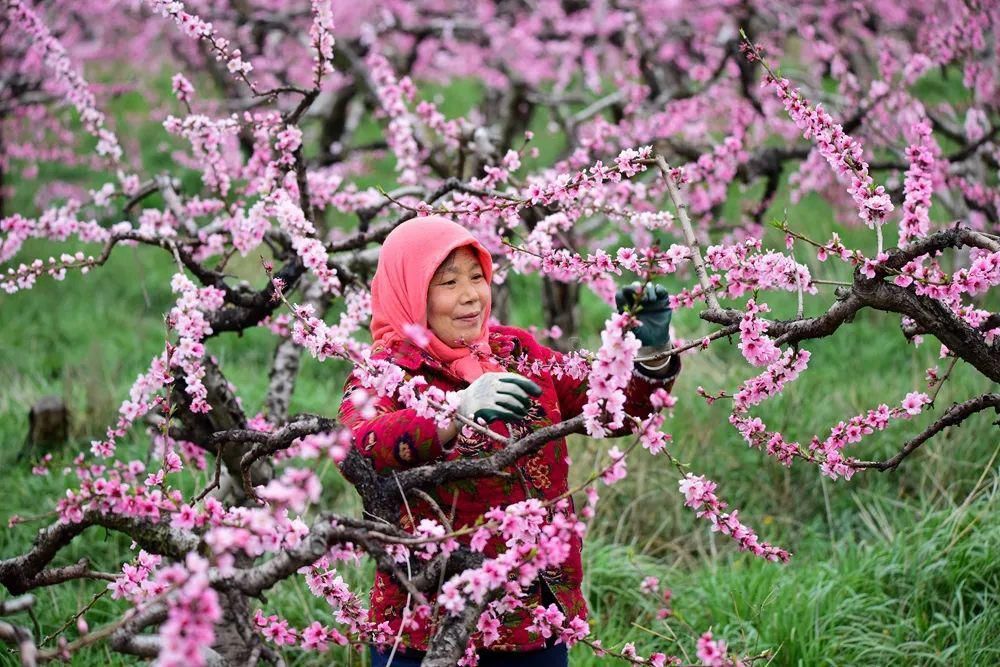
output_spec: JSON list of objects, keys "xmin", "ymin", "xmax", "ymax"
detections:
[{"xmin": 19, "ymin": 396, "xmax": 68, "ymax": 461}]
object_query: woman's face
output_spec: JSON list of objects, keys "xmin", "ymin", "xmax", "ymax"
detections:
[{"xmin": 426, "ymin": 246, "xmax": 491, "ymax": 347}]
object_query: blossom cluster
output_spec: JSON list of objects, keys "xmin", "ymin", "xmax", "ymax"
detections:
[
  {"xmin": 366, "ymin": 51, "xmax": 422, "ymax": 185},
  {"xmin": 147, "ymin": 0, "xmax": 254, "ymax": 79},
  {"xmin": 254, "ymin": 468, "xmax": 322, "ymax": 513},
  {"xmin": 814, "ymin": 231, "xmax": 854, "ymax": 263},
  {"xmin": 582, "ymin": 313, "xmax": 641, "ymax": 437},
  {"xmin": 811, "ymin": 392, "xmax": 931, "ymax": 480},
  {"xmin": 704, "ymin": 238, "xmax": 815, "ymax": 299},
  {"xmin": 697, "ymin": 631, "xmax": 739, "ymax": 667},
  {"xmin": 288, "ymin": 286, "xmax": 369, "ymax": 363},
  {"xmin": 171, "ymin": 73, "xmax": 194, "ymax": 106},
  {"xmin": 202, "ymin": 505, "xmax": 310, "ymax": 557},
  {"xmin": 415, "ymin": 99, "xmax": 464, "ymax": 152},
  {"xmin": 719, "ymin": 339, "xmax": 812, "ymax": 468},
  {"xmin": 877, "ymin": 249, "xmax": 1000, "ymax": 346},
  {"xmin": 308, "ymin": 0, "xmax": 336, "ymax": 82},
  {"xmin": 165, "ymin": 273, "xmax": 225, "ymax": 414},
  {"xmin": 518, "ymin": 146, "xmax": 653, "ymax": 212},
  {"xmin": 239, "ymin": 110, "xmax": 293, "ymax": 197},
  {"xmin": 302, "ymin": 553, "xmax": 370, "ymax": 639},
  {"xmin": 526, "ymin": 604, "xmax": 590, "ymax": 648},
  {"xmin": 635, "ymin": 389, "xmax": 675, "ymax": 455},
  {"xmin": 273, "ymin": 125, "xmax": 303, "ymax": 169},
  {"xmin": 907, "ymin": 250, "xmax": 1000, "ymax": 302},
  {"xmin": 509, "ymin": 233, "xmax": 692, "ymax": 301},
  {"xmin": 762, "ymin": 73, "xmax": 893, "ymax": 228},
  {"xmin": 730, "ymin": 391, "xmax": 932, "ymax": 479},
  {"xmin": 678, "ymin": 474, "xmax": 791, "ymax": 562},
  {"xmin": 255, "ymin": 608, "xmax": 350, "ymax": 652},
  {"xmin": 2, "ymin": 250, "xmax": 88, "ymax": 293},
  {"xmin": 736, "ymin": 299, "xmax": 781, "ymax": 367},
  {"xmin": 442, "ymin": 142, "xmax": 656, "ymax": 247},
  {"xmin": 514, "ymin": 350, "xmax": 591, "ymax": 384},
  {"xmin": 163, "ymin": 113, "xmax": 241, "ymax": 197},
  {"xmin": 899, "ymin": 120, "xmax": 938, "ymax": 245},
  {"xmin": 266, "ymin": 187, "xmax": 342, "ymax": 294},
  {"xmin": 105, "ymin": 548, "xmax": 222, "ymax": 667},
  {"xmin": 225, "ymin": 206, "xmax": 269, "ymax": 257},
  {"xmin": 278, "ymin": 427, "xmax": 352, "ymax": 463},
  {"xmin": 683, "ymin": 133, "xmax": 750, "ymax": 215},
  {"xmin": 55, "ymin": 452, "xmax": 183, "ymax": 525},
  {"xmin": 732, "ymin": 348, "xmax": 811, "ymax": 413},
  {"xmin": 1, "ymin": 204, "xmax": 112, "ymax": 293},
  {"xmin": 347, "ymin": 350, "xmax": 460, "ymax": 430},
  {"xmin": 421, "ymin": 498, "xmax": 591, "ymax": 661},
  {"xmin": 7, "ymin": 0, "xmax": 124, "ymax": 163},
  {"xmin": 413, "ymin": 519, "xmax": 461, "ymax": 561},
  {"xmin": 156, "ymin": 554, "xmax": 222, "ymax": 667},
  {"xmin": 601, "ymin": 446, "xmax": 629, "ymax": 486},
  {"xmin": 108, "ymin": 550, "xmax": 164, "ymax": 602}
]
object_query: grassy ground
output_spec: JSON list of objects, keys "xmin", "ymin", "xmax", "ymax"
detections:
[{"xmin": 1, "ymin": 70, "xmax": 998, "ymax": 666}]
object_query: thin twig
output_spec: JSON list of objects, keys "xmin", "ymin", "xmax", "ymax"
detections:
[
  {"xmin": 654, "ymin": 156, "xmax": 721, "ymax": 310},
  {"xmin": 928, "ymin": 356, "xmax": 960, "ymax": 407},
  {"xmin": 39, "ymin": 590, "xmax": 109, "ymax": 646}
]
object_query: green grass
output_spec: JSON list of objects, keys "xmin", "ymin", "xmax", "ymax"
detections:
[
  {"xmin": 2, "ymin": 67, "xmax": 999, "ymax": 666},
  {"xmin": 575, "ymin": 474, "xmax": 1000, "ymax": 666}
]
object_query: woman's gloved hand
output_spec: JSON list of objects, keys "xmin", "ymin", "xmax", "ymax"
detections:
[
  {"xmin": 457, "ymin": 372, "xmax": 542, "ymax": 423},
  {"xmin": 614, "ymin": 282, "xmax": 673, "ymax": 349}
]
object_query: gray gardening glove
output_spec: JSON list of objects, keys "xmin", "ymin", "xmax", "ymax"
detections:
[
  {"xmin": 457, "ymin": 372, "xmax": 542, "ymax": 423},
  {"xmin": 614, "ymin": 282, "xmax": 673, "ymax": 350}
]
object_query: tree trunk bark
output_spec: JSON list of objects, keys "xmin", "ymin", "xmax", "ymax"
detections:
[
  {"xmin": 541, "ymin": 278, "xmax": 579, "ymax": 351},
  {"xmin": 423, "ymin": 595, "xmax": 495, "ymax": 667},
  {"xmin": 492, "ymin": 281, "xmax": 512, "ymax": 324}
]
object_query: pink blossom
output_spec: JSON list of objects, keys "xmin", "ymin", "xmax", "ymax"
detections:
[
  {"xmin": 171, "ymin": 74, "xmax": 194, "ymax": 105},
  {"xmin": 696, "ymin": 631, "xmax": 730, "ymax": 666},
  {"xmin": 403, "ymin": 323, "xmax": 431, "ymax": 348},
  {"xmin": 901, "ymin": 391, "xmax": 930, "ymax": 416},
  {"xmin": 477, "ymin": 611, "xmax": 501, "ymax": 646},
  {"xmin": 601, "ymin": 446, "xmax": 628, "ymax": 486}
]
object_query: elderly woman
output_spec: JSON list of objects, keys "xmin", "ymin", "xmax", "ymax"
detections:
[{"xmin": 340, "ymin": 216, "xmax": 680, "ymax": 667}]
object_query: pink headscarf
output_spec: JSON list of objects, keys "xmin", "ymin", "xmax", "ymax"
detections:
[{"xmin": 370, "ymin": 216, "xmax": 502, "ymax": 382}]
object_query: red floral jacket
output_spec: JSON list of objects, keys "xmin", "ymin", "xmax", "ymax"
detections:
[{"xmin": 339, "ymin": 325, "xmax": 680, "ymax": 653}]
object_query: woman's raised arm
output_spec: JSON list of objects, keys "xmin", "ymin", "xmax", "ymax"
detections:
[{"xmin": 339, "ymin": 373, "xmax": 448, "ymax": 472}]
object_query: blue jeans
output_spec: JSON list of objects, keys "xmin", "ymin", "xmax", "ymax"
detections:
[{"xmin": 370, "ymin": 642, "xmax": 569, "ymax": 666}]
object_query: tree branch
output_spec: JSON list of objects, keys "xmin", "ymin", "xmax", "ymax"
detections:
[
  {"xmin": 0, "ymin": 515, "xmax": 198, "ymax": 596},
  {"xmin": 395, "ymin": 415, "xmax": 587, "ymax": 492},
  {"xmin": 851, "ymin": 393, "xmax": 1000, "ymax": 471},
  {"xmin": 19, "ymin": 559, "xmax": 117, "ymax": 590}
]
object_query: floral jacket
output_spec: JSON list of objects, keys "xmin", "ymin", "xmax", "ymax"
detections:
[{"xmin": 339, "ymin": 325, "xmax": 680, "ymax": 652}]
